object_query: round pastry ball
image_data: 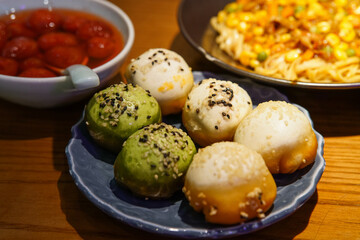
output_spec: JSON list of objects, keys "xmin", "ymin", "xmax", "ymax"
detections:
[
  {"xmin": 234, "ymin": 101, "xmax": 318, "ymax": 174},
  {"xmin": 124, "ymin": 48, "xmax": 194, "ymax": 115},
  {"xmin": 183, "ymin": 142, "xmax": 277, "ymax": 225},
  {"xmin": 85, "ymin": 83, "xmax": 161, "ymax": 153},
  {"xmin": 114, "ymin": 123, "xmax": 197, "ymax": 198},
  {"xmin": 182, "ymin": 78, "xmax": 252, "ymax": 147}
]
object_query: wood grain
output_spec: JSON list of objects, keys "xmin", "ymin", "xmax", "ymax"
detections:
[{"xmin": 1, "ymin": 0, "xmax": 360, "ymax": 239}]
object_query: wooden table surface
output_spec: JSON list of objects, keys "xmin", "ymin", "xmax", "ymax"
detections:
[{"xmin": 1, "ymin": 0, "xmax": 360, "ymax": 239}]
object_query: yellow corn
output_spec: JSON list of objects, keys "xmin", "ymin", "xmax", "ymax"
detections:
[
  {"xmin": 338, "ymin": 42, "xmax": 349, "ymax": 51},
  {"xmin": 354, "ymin": 6, "xmax": 360, "ymax": 15},
  {"xmin": 280, "ymin": 33, "xmax": 291, "ymax": 42},
  {"xmin": 340, "ymin": 21, "xmax": 353, "ymax": 30},
  {"xmin": 236, "ymin": 21, "xmax": 248, "ymax": 32},
  {"xmin": 334, "ymin": 48, "xmax": 348, "ymax": 60},
  {"xmin": 239, "ymin": 51, "xmax": 255, "ymax": 66},
  {"xmin": 255, "ymin": 10, "xmax": 267, "ymax": 20},
  {"xmin": 253, "ymin": 43, "xmax": 263, "ymax": 53},
  {"xmin": 339, "ymin": 28, "xmax": 356, "ymax": 42},
  {"xmin": 250, "ymin": 59, "xmax": 260, "ymax": 68},
  {"xmin": 225, "ymin": 13, "xmax": 239, "ymax": 28},
  {"xmin": 285, "ymin": 49, "xmax": 301, "ymax": 62},
  {"xmin": 253, "ymin": 26, "xmax": 264, "ymax": 36},
  {"xmin": 217, "ymin": 10, "xmax": 227, "ymax": 23},
  {"xmin": 317, "ymin": 21, "xmax": 331, "ymax": 33},
  {"xmin": 335, "ymin": 9, "xmax": 346, "ymax": 23},
  {"xmin": 335, "ymin": 0, "xmax": 347, "ymax": 7},
  {"xmin": 237, "ymin": 12, "xmax": 254, "ymax": 22},
  {"xmin": 326, "ymin": 33, "xmax": 341, "ymax": 46}
]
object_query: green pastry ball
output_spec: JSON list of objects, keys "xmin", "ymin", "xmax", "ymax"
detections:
[
  {"xmin": 85, "ymin": 83, "xmax": 161, "ymax": 153},
  {"xmin": 114, "ymin": 123, "xmax": 197, "ymax": 198}
]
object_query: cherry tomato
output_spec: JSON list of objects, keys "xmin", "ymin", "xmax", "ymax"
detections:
[
  {"xmin": 62, "ymin": 15, "xmax": 86, "ymax": 33},
  {"xmin": 0, "ymin": 56, "xmax": 19, "ymax": 76},
  {"xmin": 0, "ymin": 22, "xmax": 8, "ymax": 50},
  {"xmin": 2, "ymin": 37, "xmax": 38, "ymax": 60},
  {"xmin": 27, "ymin": 9, "xmax": 62, "ymax": 34},
  {"xmin": 19, "ymin": 67, "xmax": 57, "ymax": 77},
  {"xmin": 7, "ymin": 22, "xmax": 37, "ymax": 38},
  {"xmin": 20, "ymin": 57, "xmax": 45, "ymax": 72},
  {"xmin": 87, "ymin": 36, "xmax": 115, "ymax": 59},
  {"xmin": 44, "ymin": 46, "xmax": 85, "ymax": 69},
  {"xmin": 76, "ymin": 20, "xmax": 112, "ymax": 40},
  {"xmin": 38, "ymin": 32, "xmax": 78, "ymax": 51}
]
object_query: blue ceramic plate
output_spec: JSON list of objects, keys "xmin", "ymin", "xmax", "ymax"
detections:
[{"xmin": 66, "ymin": 71, "xmax": 325, "ymax": 239}]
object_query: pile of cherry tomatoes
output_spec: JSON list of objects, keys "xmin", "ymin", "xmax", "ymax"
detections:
[{"xmin": 0, "ymin": 8, "xmax": 123, "ymax": 77}]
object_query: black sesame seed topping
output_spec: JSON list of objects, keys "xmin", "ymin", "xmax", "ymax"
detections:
[
  {"xmin": 196, "ymin": 108, "xmax": 200, "ymax": 114},
  {"xmin": 147, "ymin": 115, "xmax": 151, "ymax": 119},
  {"xmin": 215, "ymin": 125, "xmax": 218, "ymax": 130}
]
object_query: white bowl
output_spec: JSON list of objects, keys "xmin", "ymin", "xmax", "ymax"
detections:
[{"xmin": 0, "ymin": 0, "xmax": 134, "ymax": 108}]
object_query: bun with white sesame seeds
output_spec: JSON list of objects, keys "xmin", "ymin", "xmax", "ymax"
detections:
[
  {"xmin": 124, "ymin": 48, "xmax": 194, "ymax": 116},
  {"xmin": 182, "ymin": 78, "xmax": 252, "ymax": 147},
  {"xmin": 85, "ymin": 83, "xmax": 161, "ymax": 153},
  {"xmin": 183, "ymin": 141, "xmax": 276, "ymax": 225},
  {"xmin": 114, "ymin": 123, "xmax": 197, "ymax": 198},
  {"xmin": 234, "ymin": 101, "xmax": 318, "ymax": 174}
]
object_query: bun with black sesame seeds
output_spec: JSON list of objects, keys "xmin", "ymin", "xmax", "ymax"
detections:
[
  {"xmin": 85, "ymin": 83, "xmax": 162, "ymax": 153},
  {"xmin": 114, "ymin": 123, "xmax": 197, "ymax": 198},
  {"xmin": 183, "ymin": 141, "xmax": 277, "ymax": 225},
  {"xmin": 124, "ymin": 48, "xmax": 194, "ymax": 116},
  {"xmin": 234, "ymin": 101, "xmax": 318, "ymax": 174},
  {"xmin": 182, "ymin": 78, "xmax": 252, "ymax": 147}
]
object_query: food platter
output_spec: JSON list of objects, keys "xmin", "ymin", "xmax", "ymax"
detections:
[
  {"xmin": 65, "ymin": 71, "xmax": 325, "ymax": 238},
  {"xmin": 177, "ymin": 0, "xmax": 360, "ymax": 89}
]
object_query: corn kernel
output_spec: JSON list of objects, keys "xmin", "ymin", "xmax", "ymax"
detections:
[
  {"xmin": 253, "ymin": 26, "xmax": 264, "ymax": 36},
  {"xmin": 280, "ymin": 33, "xmax": 291, "ymax": 42},
  {"xmin": 253, "ymin": 43, "xmax": 263, "ymax": 53},
  {"xmin": 217, "ymin": 10, "xmax": 227, "ymax": 23},
  {"xmin": 236, "ymin": 21, "xmax": 248, "ymax": 32},
  {"xmin": 317, "ymin": 21, "xmax": 331, "ymax": 33},
  {"xmin": 355, "ymin": 6, "xmax": 360, "ymax": 15},
  {"xmin": 334, "ymin": 48, "xmax": 348, "ymax": 60},
  {"xmin": 250, "ymin": 59, "xmax": 260, "ymax": 68},
  {"xmin": 239, "ymin": 51, "xmax": 252, "ymax": 66},
  {"xmin": 255, "ymin": 10, "xmax": 267, "ymax": 20},
  {"xmin": 335, "ymin": 9, "xmax": 346, "ymax": 23},
  {"xmin": 225, "ymin": 13, "xmax": 239, "ymax": 28},
  {"xmin": 325, "ymin": 33, "xmax": 340, "ymax": 46},
  {"xmin": 335, "ymin": 0, "xmax": 347, "ymax": 7},
  {"xmin": 285, "ymin": 49, "xmax": 301, "ymax": 62},
  {"xmin": 340, "ymin": 21, "xmax": 353, "ymax": 30},
  {"xmin": 338, "ymin": 42, "xmax": 349, "ymax": 51},
  {"xmin": 339, "ymin": 28, "xmax": 356, "ymax": 42},
  {"xmin": 237, "ymin": 12, "xmax": 254, "ymax": 22}
]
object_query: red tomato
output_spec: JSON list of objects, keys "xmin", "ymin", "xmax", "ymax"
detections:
[
  {"xmin": 19, "ymin": 67, "xmax": 57, "ymax": 77},
  {"xmin": 27, "ymin": 9, "xmax": 62, "ymax": 34},
  {"xmin": 45, "ymin": 46, "xmax": 85, "ymax": 69},
  {"xmin": 76, "ymin": 20, "xmax": 112, "ymax": 40},
  {"xmin": 38, "ymin": 32, "xmax": 78, "ymax": 51},
  {"xmin": 87, "ymin": 36, "xmax": 115, "ymax": 59},
  {"xmin": 0, "ymin": 22, "xmax": 8, "ymax": 50},
  {"xmin": 20, "ymin": 57, "xmax": 45, "ymax": 71},
  {"xmin": 62, "ymin": 15, "xmax": 86, "ymax": 33},
  {"xmin": 7, "ymin": 22, "xmax": 37, "ymax": 38},
  {"xmin": 0, "ymin": 56, "xmax": 19, "ymax": 76},
  {"xmin": 2, "ymin": 37, "xmax": 39, "ymax": 60}
]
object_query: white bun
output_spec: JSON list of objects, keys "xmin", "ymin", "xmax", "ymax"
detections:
[
  {"xmin": 183, "ymin": 142, "xmax": 277, "ymax": 224},
  {"xmin": 234, "ymin": 101, "xmax": 318, "ymax": 174},
  {"xmin": 182, "ymin": 78, "xmax": 252, "ymax": 146},
  {"xmin": 125, "ymin": 48, "xmax": 194, "ymax": 115}
]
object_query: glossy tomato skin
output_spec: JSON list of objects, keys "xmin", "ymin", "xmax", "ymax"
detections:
[
  {"xmin": 27, "ymin": 9, "xmax": 62, "ymax": 34},
  {"xmin": 87, "ymin": 36, "xmax": 115, "ymax": 59},
  {"xmin": 38, "ymin": 32, "xmax": 78, "ymax": 51},
  {"xmin": 19, "ymin": 57, "xmax": 45, "ymax": 72},
  {"xmin": 0, "ymin": 22, "xmax": 8, "ymax": 50},
  {"xmin": 62, "ymin": 15, "xmax": 86, "ymax": 33},
  {"xmin": 0, "ymin": 56, "xmax": 19, "ymax": 76},
  {"xmin": 76, "ymin": 20, "xmax": 112, "ymax": 40},
  {"xmin": 2, "ymin": 37, "xmax": 39, "ymax": 60},
  {"xmin": 45, "ymin": 46, "xmax": 85, "ymax": 69},
  {"xmin": 19, "ymin": 67, "xmax": 57, "ymax": 77},
  {"xmin": 7, "ymin": 22, "xmax": 37, "ymax": 39}
]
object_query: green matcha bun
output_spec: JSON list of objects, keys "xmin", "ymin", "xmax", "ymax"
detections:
[
  {"xmin": 114, "ymin": 123, "xmax": 197, "ymax": 198},
  {"xmin": 85, "ymin": 83, "xmax": 161, "ymax": 153}
]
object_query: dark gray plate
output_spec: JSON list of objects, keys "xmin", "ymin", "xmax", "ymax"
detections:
[
  {"xmin": 65, "ymin": 71, "xmax": 325, "ymax": 239},
  {"xmin": 178, "ymin": 0, "xmax": 360, "ymax": 89}
]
